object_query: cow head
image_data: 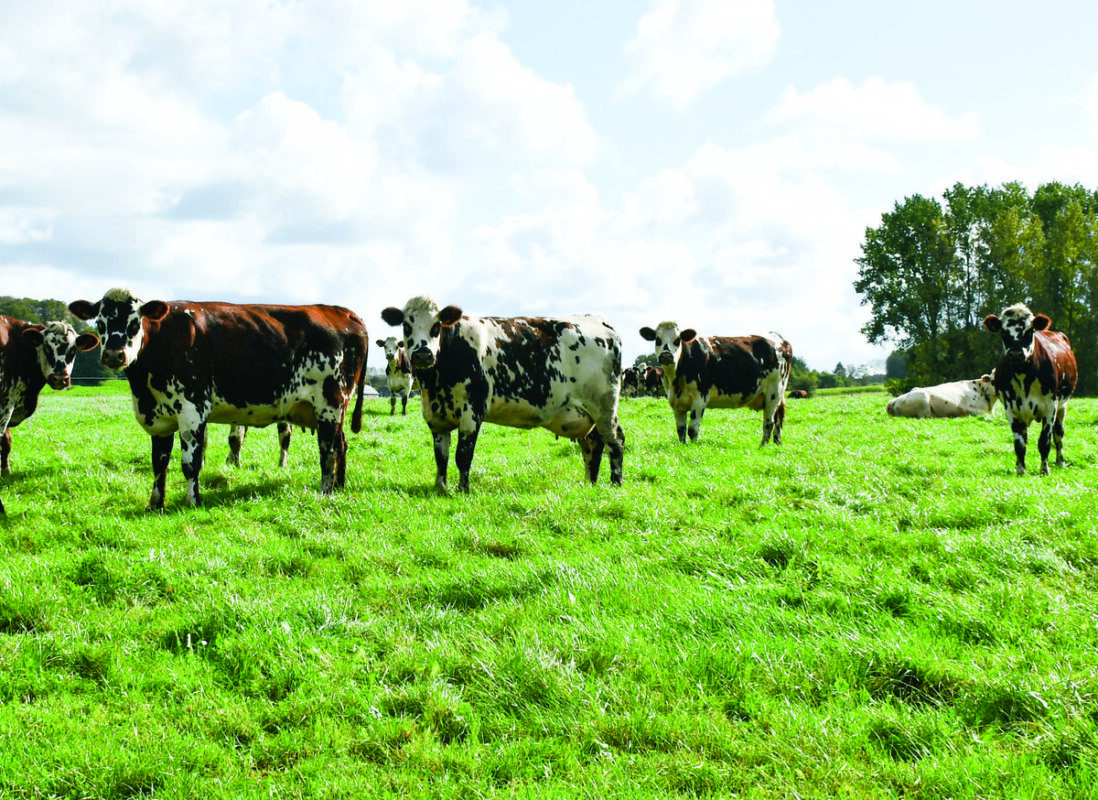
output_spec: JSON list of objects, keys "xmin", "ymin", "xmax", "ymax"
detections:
[
  {"xmin": 22, "ymin": 321, "xmax": 100, "ymax": 390},
  {"xmin": 381, "ymin": 296, "xmax": 462, "ymax": 370},
  {"xmin": 983, "ymin": 303, "xmax": 1049, "ymax": 362},
  {"xmin": 974, "ymin": 373, "xmax": 997, "ymax": 408},
  {"xmin": 639, "ymin": 322, "xmax": 697, "ymax": 367},
  {"xmin": 374, "ymin": 336, "xmax": 404, "ymax": 363},
  {"xmin": 68, "ymin": 288, "xmax": 170, "ymax": 370}
]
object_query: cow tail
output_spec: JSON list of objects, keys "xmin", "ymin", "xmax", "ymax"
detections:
[{"xmin": 351, "ymin": 358, "xmax": 367, "ymax": 434}]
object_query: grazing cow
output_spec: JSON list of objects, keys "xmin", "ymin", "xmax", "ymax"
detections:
[
  {"xmin": 788, "ymin": 389, "xmax": 810, "ymax": 399},
  {"xmin": 620, "ymin": 365, "xmax": 645, "ymax": 397},
  {"xmin": 639, "ymin": 322, "xmax": 792, "ymax": 444},
  {"xmin": 226, "ymin": 423, "xmax": 293, "ymax": 467},
  {"xmin": 983, "ymin": 303, "xmax": 1077, "ymax": 475},
  {"xmin": 68, "ymin": 289, "xmax": 368, "ymax": 509},
  {"xmin": 0, "ymin": 319, "xmax": 100, "ymax": 512},
  {"xmin": 381, "ymin": 296, "xmax": 625, "ymax": 492},
  {"xmin": 886, "ymin": 375, "xmax": 997, "ymax": 418},
  {"xmin": 375, "ymin": 336, "xmax": 413, "ymax": 415}
]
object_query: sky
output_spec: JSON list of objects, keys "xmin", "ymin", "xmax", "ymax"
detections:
[{"xmin": 3, "ymin": 0, "xmax": 1098, "ymax": 371}]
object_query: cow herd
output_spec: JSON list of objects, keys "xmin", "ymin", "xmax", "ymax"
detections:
[{"xmin": 0, "ymin": 292, "xmax": 1078, "ymax": 513}]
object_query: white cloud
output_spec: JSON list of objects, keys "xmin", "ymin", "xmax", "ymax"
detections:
[{"xmin": 621, "ymin": 0, "xmax": 780, "ymax": 109}]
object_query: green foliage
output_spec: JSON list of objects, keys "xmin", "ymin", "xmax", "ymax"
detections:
[
  {"xmin": 856, "ymin": 180, "xmax": 1098, "ymax": 392},
  {"xmin": 1, "ymin": 386, "xmax": 1098, "ymax": 797}
]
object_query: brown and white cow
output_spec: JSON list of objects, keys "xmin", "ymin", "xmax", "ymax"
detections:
[
  {"xmin": 641, "ymin": 365, "xmax": 665, "ymax": 397},
  {"xmin": 381, "ymin": 296, "xmax": 625, "ymax": 492},
  {"xmin": 375, "ymin": 336, "xmax": 413, "ymax": 415},
  {"xmin": 69, "ymin": 289, "xmax": 368, "ymax": 509},
  {"xmin": 226, "ymin": 423, "xmax": 293, "ymax": 467},
  {"xmin": 0, "ymin": 318, "xmax": 100, "ymax": 512},
  {"xmin": 639, "ymin": 322, "xmax": 792, "ymax": 444},
  {"xmin": 983, "ymin": 303, "xmax": 1077, "ymax": 475},
  {"xmin": 886, "ymin": 375, "xmax": 997, "ymax": 418}
]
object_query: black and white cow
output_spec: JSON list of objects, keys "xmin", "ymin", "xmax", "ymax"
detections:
[
  {"xmin": 639, "ymin": 321, "xmax": 792, "ymax": 444},
  {"xmin": 381, "ymin": 296, "xmax": 625, "ymax": 492},
  {"xmin": 983, "ymin": 303, "xmax": 1077, "ymax": 475},
  {"xmin": 886, "ymin": 375, "xmax": 997, "ymax": 418},
  {"xmin": 226, "ymin": 423, "xmax": 293, "ymax": 467},
  {"xmin": 375, "ymin": 336, "xmax": 413, "ymax": 415},
  {"xmin": 0, "ymin": 318, "xmax": 100, "ymax": 512},
  {"xmin": 69, "ymin": 289, "xmax": 369, "ymax": 509}
]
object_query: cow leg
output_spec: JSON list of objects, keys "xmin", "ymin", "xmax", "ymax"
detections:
[
  {"xmin": 334, "ymin": 425, "xmax": 348, "ymax": 489},
  {"xmin": 390, "ymin": 395, "xmax": 397, "ymax": 415},
  {"xmin": 763, "ymin": 398, "xmax": 786, "ymax": 446},
  {"xmin": 1010, "ymin": 419, "xmax": 1028, "ymax": 476},
  {"xmin": 149, "ymin": 434, "xmax": 174, "ymax": 511},
  {"xmin": 1037, "ymin": 417, "xmax": 1054, "ymax": 476},
  {"xmin": 278, "ymin": 423, "xmax": 292, "ymax": 468},
  {"xmin": 317, "ymin": 418, "xmax": 341, "ymax": 494},
  {"xmin": 455, "ymin": 424, "xmax": 482, "ymax": 493},
  {"xmin": 401, "ymin": 392, "xmax": 409, "ymax": 415},
  {"xmin": 180, "ymin": 421, "xmax": 208, "ymax": 507},
  {"xmin": 433, "ymin": 431, "xmax": 451, "ymax": 492},
  {"xmin": 0, "ymin": 428, "xmax": 11, "ymax": 475},
  {"xmin": 674, "ymin": 409, "xmax": 689, "ymax": 443},
  {"xmin": 688, "ymin": 406, "xmax": 704, "ymax": 442},
  {"xmin": 1053, "ymin": 403, "xmax": 1068, "ymax": 468},
  {"xmin": 226, "ymin": 424, "xmax": 245, "ymax": 466},
  {"xmin": 578, "ymin": 429, "xmax": 605, "ymax": 484}
]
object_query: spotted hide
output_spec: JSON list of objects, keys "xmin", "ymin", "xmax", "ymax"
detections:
[
  {"xmin": 381, "ymin": 296, "xmax": 625, "ymax": 492},
  {"xmin": 983, "ymin": 303, "xmax": 1077, "ymax": 475},
  {"xmin": 0, "ymin": 318, "xmax": 100, "ymax": 512},
  {"xmin": 226, "ymin": 423, "xmax": 293, "ymax": 467},
  {"xmin": 376, "ymin": 336, "xmax": 413, "ymax": 415},
  {"xmin": 639, "ymin": 322, "xmax": 792, "ymax": 444},
  {"xmin": 886, "ymin": 375, "xmax": 997, "ymax": 419},
  {"xmin": 69, "ymin": 289, "xmax": 368, "ymax": 509}
]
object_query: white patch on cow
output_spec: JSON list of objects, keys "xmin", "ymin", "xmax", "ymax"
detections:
[{"xmin": 886, "ymin": 375, "xmax": 997, "ymax": 419}]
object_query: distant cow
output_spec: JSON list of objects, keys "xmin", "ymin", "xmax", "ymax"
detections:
[
  {"xmin": 226, "ymin": 423, "xmax": 293, "ymax": 467},
  {"xmin": 0, "ymin": 319, "xmax": 100, "ymax": 512},
  {"xmin": 376, "ymin": 336, "xmax": 413, "ymax": 415},
  {"xmin": 381, "ymin": 296, "xmax": 625, "ymax": 492},
  {"xmin": 886, "ymin": 375, "xmax": 996, "ymax": 418},
  {"xmin": 69, "ymin": 289, "xmax": 368, "ymax": 509},
  {"xmin": 788, "ymin": 389, "xmax": 809, "ymax": 399},
  {"xmin": 639, "ymin": 322, "xmax": 792, "ymax": 444},
  {"xmin": 621, "ymin": 365, "xmax": 645, "ymax": 397},
  {"xmin": 641, "ymin": 365, "xmax": 665, "ymax": 397},
  {"xmin": 984, "ymin": 303, "xmax": 1077, "ymax": 475}
]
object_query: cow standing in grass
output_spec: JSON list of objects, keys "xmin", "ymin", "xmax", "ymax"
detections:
[
  {"xmin": 0, "ymin": 319, "xmax": 100, "ymax": 513},
  {"xmin": 639, "ymin": 322, "xmax": 792, "ymax": 444},
  {"xmin": 376, "ymin": 336, "xmax": 413, "ymax": 415},
  {"xmin": 69, "ymin": 289, "xmax": 368, "ymax": 509},
  {"xmin": 983, "ymin": 303, "xmax": 1077, "ymax": 475},
  {"xmin": 381, "ymin": 296, "xmax": 625, "ymax": 492}
]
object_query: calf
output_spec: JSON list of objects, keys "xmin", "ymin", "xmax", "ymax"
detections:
[
  {"xmin": 69, "ymin": 289, "xmax": 368, "ymax": 509},
  {"xmin": 641, "ymin": 365, "xmax": 665, "ymax": 397},
  {"xmin": 639, "ymin": 322, "xmax": 792, "ymax": 444},
  {"xmin": 226, "ymin": 423, "xmax": 293, "ymax": 467},
  {"xmin": 886, "ymin": 375, "xmax": 996, "ymax": 418},
  {"xmin": 620, "ymin": 365, "xmax": 645, "ymax": 397},
  {"xmin": 375, "ymin": 336, "xmax": 413, "ymax": 415},
  {"xmin": 381, "ymin": 296, "xmax": 625, "ymax": 492},
  {"xmin": 983, "ymin": 303, "xmax": 1077, "ymax": 475},
  {"xmin": 0, "ymin": 319, "xmax": 100, "ymax": 511}
]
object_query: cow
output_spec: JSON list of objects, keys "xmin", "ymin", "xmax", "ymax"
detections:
[
  {"xmin": 620, "ymin": 364, "xmax": 645, "ymax": 397},
  {"xmin": 642, "ymin": 365, "xmax": 665, "ymax": 397},
  {"xmin": 381, "ymin": 296, "xmax": 625, "ymax": 492},
  {"xmin": 788, "ymin": 389, "xmax": 810, "ymax": 399},
  {"xmin": 639, "ymin": 322, "xmax": 792, "ymax": 445},
  {"xmin": 0, "ymin": 319, "xmax": 100, "ymax": 512},
  {"xmin": 375, "ymin": 336, "xmax": 413, "ymax": 415},
  {"xmin": 226, "ymin": 423, "xmax": 293, "ymax": 467},
  {"xmin": 886, "ymin": 375, "xmax": 997, "ymax": 418},
  {"xmin": 983, "ymin": 303, "xmax": 1077, "ymax": 475},
  {"xmin": 68, "ymin": 289, "xmax": 369, "ymax": 509}
]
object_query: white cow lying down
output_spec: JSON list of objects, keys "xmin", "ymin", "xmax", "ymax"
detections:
[{"xmin": 887, "ymin": 375, "xmax": 997, "ymax": 418}]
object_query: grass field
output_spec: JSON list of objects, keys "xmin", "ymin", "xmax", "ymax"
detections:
[{"xmin": 1, "ymin": 382, "xmax": 1097, "ymax": 798}]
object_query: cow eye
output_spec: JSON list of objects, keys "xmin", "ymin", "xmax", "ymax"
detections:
[
  {"xmin": 402, "ymin": 322, "xmax": 411, "ymax": 337},
  {"xmin": 673, "ymin": 337, "xmax": 681, "ymax": 347},
  {"xmin": 127, "ymin": 320, "xmax": 140, "ymax": 336},
  {"xmin": 430, "ymin": 322, "xmax": 441, "ymax": 338}
]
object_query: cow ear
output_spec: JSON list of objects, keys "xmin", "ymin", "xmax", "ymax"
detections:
[
  {"xmin": 1032, "ymin": 314, "xmax": 1052, "ymax": 331},
  {"xmin": 68, "ymin": 300, "xmax": 100, "ymax": 321},
  {"xmin": 76, "ymin": 333, "xmax": 100, "ymax": 351},
  {"xmin": 639, "ymin": 327, "xmax": 657, "ymax": 341},
  {"xmin": 381, "ymin": 307, "xmax": 404, "ymax": 327},
  {"xmin": 139, "ymin": 300, "xmax": 170, "ymax": 322},
  {"xmin": 397, "ymin": 340, "xmax": 404, "ymax": 348},
  {"xmin": 983, "ymin": 315, "xmax": 1002, "ymax": 333},
  {"xmin": 438, "ymin": 306, "xmax": 463, "ymax": 327},
  {"xmin": 22, "ymin": 326, "xmax": 44, "ymax": 345},
  {"xmin": 680, "ymin": 328, "xmax": 697, "ymax": 344},
  {"xmin": 375, "ymin": 339, "xmax": 385, "ymax": 347}
]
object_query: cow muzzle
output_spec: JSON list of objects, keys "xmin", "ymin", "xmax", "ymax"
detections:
[
  {"xmin": 658, "ymin": 351, "xmax": 676, "ymax": 366},
  {"xmin": 101, "ymin": 349, "xmax": 128, "ymax": 370},
  {"xmin": 47, "ymin": 373, "xmax": 71, "ymax": 390},
  {"xmin": 411, "ymin": 348, "xmax": 435, "ymax": 369}
]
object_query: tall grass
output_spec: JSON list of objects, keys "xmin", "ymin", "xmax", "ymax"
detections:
[{"xmin": 1, "ymin": 383, "xmax": 1096, "ymax": 798}]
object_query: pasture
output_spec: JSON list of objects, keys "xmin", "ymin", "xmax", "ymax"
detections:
[{"xmin": 1, "ymin": 382, "xmax": 1097, "ymax": 799}]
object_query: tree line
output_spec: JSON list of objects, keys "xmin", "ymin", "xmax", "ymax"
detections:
[
  {"xmin": 0, "ymin": 296, "xmax": 112, "ymax": 383},
  {"xmin": 855, "ymin": 180, "xmax": 1098, "ymax": 394}
]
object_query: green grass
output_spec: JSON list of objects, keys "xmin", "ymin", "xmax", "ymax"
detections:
[{"xmin": 2, "ymin": 383, "xmax": 1098, "ymax": 798}]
